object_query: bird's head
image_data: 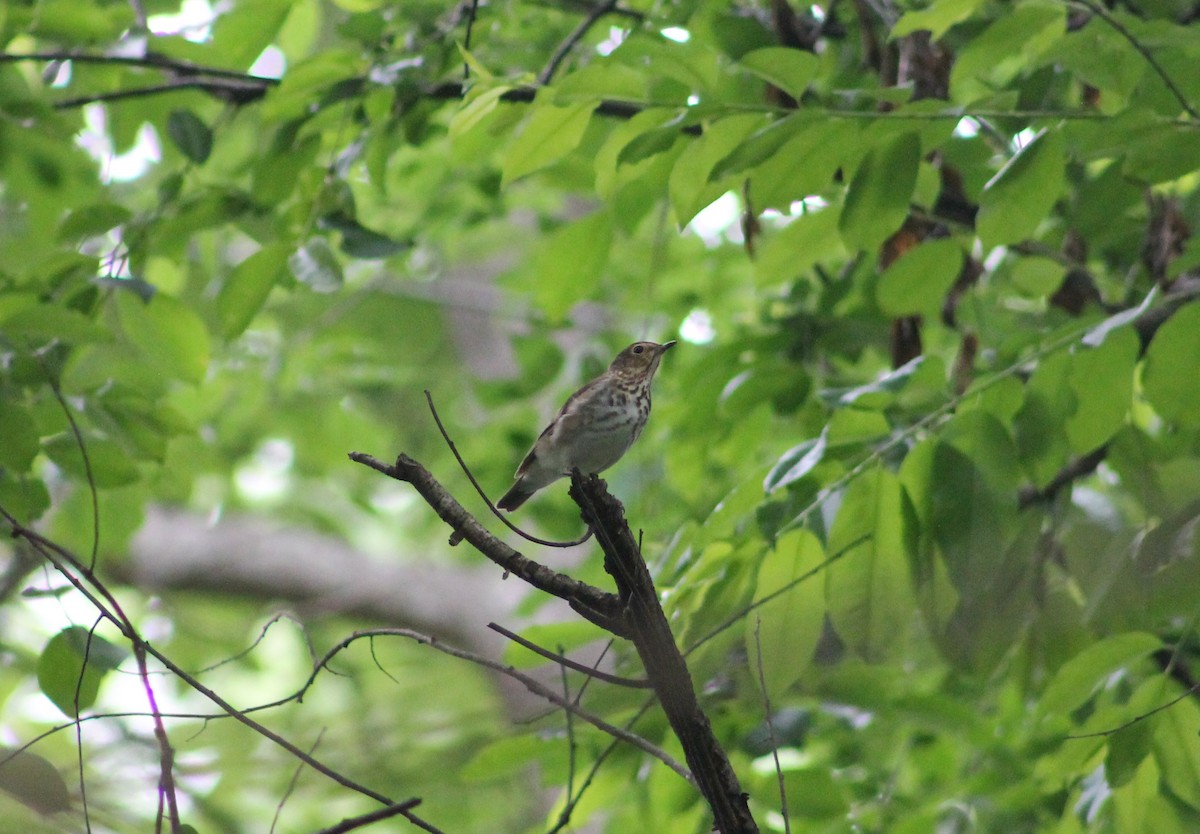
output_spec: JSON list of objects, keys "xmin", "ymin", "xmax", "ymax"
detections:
[{"xmin": 609, "ymin": 340, "xmax": 676, "ymax": 379}]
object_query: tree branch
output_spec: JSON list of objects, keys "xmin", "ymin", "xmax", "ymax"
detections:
[
  {"xmin": 0, "ymin": 508, "xmax": 411, "ymax": 813},
  {"xmin": 569, "ymin": 472, "xmax": 758, "ymax": 834},
  {"xmin": 348, "ymin": 452, "xmax": 627, "ymax": 635},
  {"xmin": 1018, "ymin": 445, "xmax": 1108, "ymax": 509},
  {"xmin": 306, "ymin": 629, "xmax": 693, "ymax": 784},
  {"xmin": 539, "ymin": 0, "xmax": 620, "ymax": 84},
  {"xmin": 487, "ymin": 622, "xmax": 652, "ymax": 688}
]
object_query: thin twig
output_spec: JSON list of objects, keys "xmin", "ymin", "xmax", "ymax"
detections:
[
  {"xmin": 487, "ymin": 623, "xmax": 651, "ymax": 688},
  {"xmin": 0, "ymin": 508, "xmax": 404, "ymax": 809},
  {"xmin": 52, "ymin": 78, "xmax": 272, "ymax": 108},
  {"xmin": 462, "ymin": 0, "xmax": 481, "ymax": 82},
  {"xmin": 424, "ymin": 390, "xmax": 594, "ymax": 548},
  {"xmin": 559, "ymin": 648, "xmax": 577, "ymax": 804},
  {"xmin": 75, "ymin": 618, "xmax": 101, "ymax": 834},
  {"xmin": 304, "ymin": 628, "xmax": 694, "ymax": 785},
  {"xmin": 546, "ymin": 696, "xmax": 658, "ymax": 834},
  {"xmin": 684, "ymin": 534, "xmax": 869, "ymax": 656},
  {"xmin": 0, "ymin": 50, "xmax": 281, "ymax": 83},
  {"xmin": 44, "ymin": 373, "xmax": 100, "ymax": 570},
  {"xmin": 314, "ymin": 799, "xmax": 427, "ymax": 834},
  {"xmin": 539, "ymin": 0, "xmax": 619, "ymax": 84},
  {"xmin": 753, "ymin": 617, "xmax": 790, "ymax": 834},
  {"xmin": 1065, "ymin": 682, "xmax": 1200, "ymax": 739},
  {"xmin": 271, "ymin": 729, "xmax": 325, "ymax": 834},
  {"xmin": 349, "ymin": 452, "xmax": 624, "ymax": 634},
  {"xmin": 1070, "ymin": 0, "xmax": 1199, "ymax": 120}
]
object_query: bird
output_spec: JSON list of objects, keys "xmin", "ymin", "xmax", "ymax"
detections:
[{"xmin": 496, "ymin": 340, "xmax": 676, "ymax": 511}]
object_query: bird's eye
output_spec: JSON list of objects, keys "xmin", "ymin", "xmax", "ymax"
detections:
[{"xmin": 633, "ymin": 345, "xmax": 644, "ymax": 354}]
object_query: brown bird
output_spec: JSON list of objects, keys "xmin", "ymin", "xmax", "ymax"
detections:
[{"xmin": 497, "ymin": 340, "xmax": 676, "ymax": 511}]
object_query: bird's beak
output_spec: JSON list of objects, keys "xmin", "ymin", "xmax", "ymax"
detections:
[{"xmin": 660, "ymin": 340, "xmax": 677, "ymax": 352}]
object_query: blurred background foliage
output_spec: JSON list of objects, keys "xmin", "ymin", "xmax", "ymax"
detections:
[{"xmin": 2, "ymin": 0, "xmax": 1200, "ymax": 831}]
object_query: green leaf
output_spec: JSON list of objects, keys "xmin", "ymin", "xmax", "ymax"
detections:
[
  {"xmin": 1014, "ymin": 349, "xmax": 1073, "ymax": 488},
  {"xmin": 951, "ymin": 1, "xmax": 1066, "ymax": 89},
  {"xmin": 825, "ymin": 407, "xmax": 891, "ymax": 446},
  {"xmin": 218, "ymin": 244, "xmax": 289, "ymax": 339},
  {"xmin": 1106, "ymin": 678, "xmax": 1166, "ymax": 788},
  {"xmin": 0, "ymin": 303, "xmax": 110, "ymax": 346},
  {"xmin": 28, "ymin": 0, "xmax": 134, "ymax": 42},
  {"xmin": 890, "ymin": 0, "xmax": 986, "ymax": 39},
  {"xmin": 42, "ymin": 433, "xmax": 141, "ymax": 488},
  {"xmin": 0, "ymin": 472, "xmax": 50, "ymax": 523},
  {"xmin": 784, "ymin": 765, "xmax": 850, "ymax": 819},
  {"xmin": 746, "ymin": 529, "xmax": 827, "ymax": 700},
  {"xmin": 289, "ymin": 237, "xmax": 344, "ymax": 293},
  {"xmin": 116, "ymin": 293, "xmax": 211, "ymax": 384},
  {"xmin": 208, "ymin": 0, "xmax": 292, "ymax": 67},
  {"xmin": 57, "ymin": 203, "xmax": 131, "ymax": 241},
  {"xmin": 1152, "ymin": 684, "xmax": 1200, "ymax": 810},
  {"xmin": 669, "ymin": 114, "xmax": 763, "ymax": 225},
  {"xmin": 322, "ymin": 213, "xmax": 411, "ymax": 259},
  {"xmin": 525, "ymin": 211, "xmax": 613, "ymax": 321},
  {"xmin": 745, "ymin": 120, "xmax": 856, "ymax": 212},
  {"xmin": 1010, "ymin": 256, "xmax": 1066, "ymax": 297},
  {"xmin": 839, "ymin": 130, "xmax": 921, "ymax": 252},
  {"xmin": 166, "ymin": 109, "xmax": 213, "ymax": 164},
  {"xmin": 826, "ymin": 469, "xmax": 916, "ymax": 661},
  {"xmin": 37, "ymin": 626, "xmax": 128, "ymax": 717},
  {"xmin": 502, "ymin": 101, "xmax": 593, "ymax": 186},
  {"xmin": 0, "ymin": 401, "xmax": 40, "ymax": 470},
  {"xmin": 1123, "ymin": 124, "xmax": 1200, "ymax": 184},
  {"xmin": 756, "ymin": 204, "xmax": 845, "ymax": 285},
  {"xmin": 1142, "ymin": 303, "xmax": 1200, "ymax": 428},
  {"xmin": 905, "ymin": 436, "xmax": 1014, "ymax": 601},
  {"xmin": 1039, "ymin": 632, "xmax": 1161, "ymax": 717},
  {"xmin": 977, "ymin": 129, "xmax": 1065, "ymax": 249},
  {"xmin": 615, "ymin": 116, "xmax": 687, "ymax": 168},
  {"xmin": 765, "ymin": 428, "xmax": 828, "ymax": 493},
  {"xmin": 448, "ymin": 84, "xmax": 511, "ymax": 143},
  {"xmin": 738, "ymin": 47, "xmax": 820, "ymax": 100},
  {"xmin": 1112, "ymin": 757, "xmax": 1187, "ymax": 834},
  {"xmin": 710, "ymin": 113, "xmax": 809, "ymax": 179},
  {"xmin": 0, "ymin": 749, "xmax": 70, "ymax": 814},
  {"xmin": 876, "ymin": 238, "xmax": 964, "ymax": 317},
  {"xmin": 1066, "ymin": 327, "xmax": 1137, "ymax": 452}
]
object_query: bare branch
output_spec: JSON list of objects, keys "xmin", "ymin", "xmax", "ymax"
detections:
[
  {"xmin": 1018, "ymin": 446, "xmax": 1108, "ymax": 509},
  {"xmin": 348, "ymin": 452, "xmax": 626, "ymax": 635},
  {"xmin": 424, "ymin": 390, "xmax": 592, "ymax": 548},
  {"xmin": 1065, "ymin": 682, "xmax": 1200, "ymax": 740},
  {"xmin": 569, "ymin": 473, "xmax": 758, "ymax": 834},
  {"xmin": 752, "ymin": 618, "xmax": 790, "ymax": 834},
  {"xmin": 305, "ymin": 628, "xmax": 694, "ymax": 784},
  {"xmin": 539, "ymin": 0, "xmax": 620, "ymax": 85},
  {"xmin": 0, "ymin": 507, "xmax": 409, "ymax": 811},
  {"xmin": 487, "ymin": 622, "xmax": 652, "ymax": 688},
  {"xmin": 314, "ymin": 799, "xmax": 428, "ymax": 834}
]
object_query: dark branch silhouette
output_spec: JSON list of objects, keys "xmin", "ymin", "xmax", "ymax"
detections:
[
  {"xmin": 568, "ymin": 471, "xmax": 759, "ymax": 834},
  {"xmin": 348, "ymin": 452, "xmax": 627, "ymax": 635}
]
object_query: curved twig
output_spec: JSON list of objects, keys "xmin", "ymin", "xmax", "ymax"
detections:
[
  {"xmin": 1070, "ymin": 0, "xmax": 1199, "ymax": 120},
  {"xmin": 0, "ymin": 508, "xmax": 404, "ymax": 810},
  {"xmin": 424, "ymin": 390, "xmax": 594, "ymax": 549},
  {"xmin": 539, "ymin": 0, "xmax": 620, "ymax": 84},
  {"xmin": 303, "ymin": 628, "xmax": 694, "ymax": 784},
  {"xmin": 487, "ymin": 622, "xmax": 651, "ymax": 688}
]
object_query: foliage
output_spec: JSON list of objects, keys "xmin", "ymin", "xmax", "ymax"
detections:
[{"xmin": 1, "ymin": 0, "xmax": 1200, "ymax": 831}]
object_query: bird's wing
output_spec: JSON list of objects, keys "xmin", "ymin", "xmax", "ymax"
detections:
[{"xmin": 512, "ymin": 376, "xmax": 605, "ymax": 478}]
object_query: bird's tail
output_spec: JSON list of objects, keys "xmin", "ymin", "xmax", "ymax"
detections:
[{"xmin": 497, "ymin": 483, "xmax": 532, "ymax": 511}]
